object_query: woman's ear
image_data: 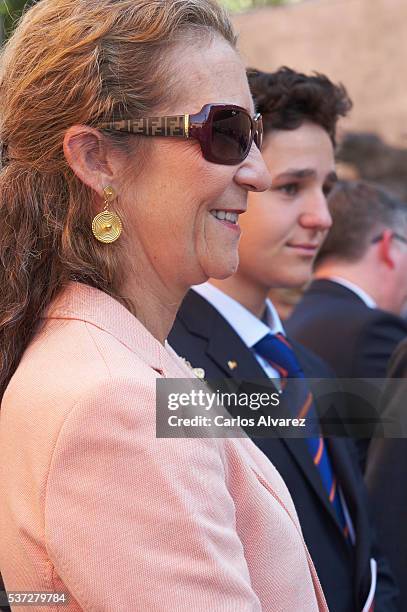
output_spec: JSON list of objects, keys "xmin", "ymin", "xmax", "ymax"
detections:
[{"xmin": 63, "ymin": 126, "xmax": 115, "ymax": 197}]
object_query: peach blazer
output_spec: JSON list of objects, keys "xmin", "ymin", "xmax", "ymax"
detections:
[{"xmin": 0, "ymin": 283, "xmax": 328, "ymax": 611}]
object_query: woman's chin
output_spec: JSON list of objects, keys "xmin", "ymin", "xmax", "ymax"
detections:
[
  {"xmin": 204, "ymin": 253, "xmax": 239, "ymax": 281},
  {"xmin": 183, "ymin": 251, "xmax": 239, "ymax": 287}
]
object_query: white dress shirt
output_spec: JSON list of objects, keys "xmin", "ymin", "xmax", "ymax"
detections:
[{"xmin": 192, "ymin": 282, "xmax": 285, "ymax": 380}]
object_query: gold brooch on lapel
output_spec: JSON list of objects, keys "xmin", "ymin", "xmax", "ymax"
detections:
[
  {"xmin": 192, "ymin": 367, "xmax": 206, "ymax": 379},
  {"xmin": 228, "ymin": 360, "xmax": 238, "ymax": 371},
  {"xmin": 180, "ymin": 357, "xmax": 206, "ymax": 380}
]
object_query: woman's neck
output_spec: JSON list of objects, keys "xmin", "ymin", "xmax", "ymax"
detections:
[{"xmin": 119, "ymin": 276, "xmax": 183, "ymax": 345}]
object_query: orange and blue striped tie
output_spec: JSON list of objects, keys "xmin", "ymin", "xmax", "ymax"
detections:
[{"xmin": 254, "ymin": 332, "xmax": 349, "ymax": 538}]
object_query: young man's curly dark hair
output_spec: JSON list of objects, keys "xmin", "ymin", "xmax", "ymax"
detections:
[{"xmin": 248, "ymin": 66, "xmax": 352, "ymax": 147}]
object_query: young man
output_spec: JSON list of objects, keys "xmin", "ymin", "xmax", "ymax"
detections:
[{"xmin": 169, "ymin": 68, "xmax": 397, "ymax": 611}]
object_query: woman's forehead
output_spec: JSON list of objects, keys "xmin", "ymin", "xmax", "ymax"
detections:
[{"xmin": 168, "ymin": 38, "xmax": 254, "ymax": 115}]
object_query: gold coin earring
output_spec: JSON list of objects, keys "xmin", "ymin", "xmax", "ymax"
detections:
[{"xmin": 92, "ymin": 186, "xmax": 123, "ymax": 244}]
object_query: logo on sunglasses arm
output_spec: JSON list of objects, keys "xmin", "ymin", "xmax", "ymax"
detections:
[
  {"xmin": 130, "ymin": 116, "xmax": 185, "ymax": 137},
  {"xmin": 152, "ymin": 116, "xmax": 184, "ymax": 137}
]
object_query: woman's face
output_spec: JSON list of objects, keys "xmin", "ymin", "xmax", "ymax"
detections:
[{"xmin": 117, "ymin": 38, "xmax": 271, "ymax": 293}]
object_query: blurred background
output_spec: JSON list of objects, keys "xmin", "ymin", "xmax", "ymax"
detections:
[
  {"xmin": 228, "ymin": 0, "xmax": 407, "ymax": 201},
  {"xmin": 226, "ymin": 0, "xmax": 407, "ymax": 315}
]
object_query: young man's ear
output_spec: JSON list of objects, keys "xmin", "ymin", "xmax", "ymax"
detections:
[{"xmin": 377, "ymin": 229, "xmax": 396, "ymax": 269}]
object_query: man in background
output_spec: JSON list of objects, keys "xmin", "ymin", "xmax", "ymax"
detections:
[
  {"xmin": 169, "ymin": 68, "xmax": 397, "ymax": 612},
  {"xmin": 287, "ymin": 180, "xmax": 407, "ymax": 379},
  {"xmin": 366, "ymin": 337, "xmax": 407, "ymax": 610},
  {"xmin": 286, "ymin": 181, "xmax": 407, "ymax": 466}
]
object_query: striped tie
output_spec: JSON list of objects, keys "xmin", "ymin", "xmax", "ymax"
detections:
[{"xmin": 254, "ymin": 332, "xmax": 349, "ymax": 538}]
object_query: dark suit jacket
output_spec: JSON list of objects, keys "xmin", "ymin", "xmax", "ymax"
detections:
[
  {"xmin": 366, "ymin": 338, "xmax": 407, "ymax": 611},
  {"xmin": 169, "ymin": 289, "xmax": 399, "ymax": 612},
  {"xmin": 286, "ymin": 279, "xmax": 407, "ymax": 379},
  {"xmin": 286, "ymin": 279, "xmax": 407, "ymax": 470}
]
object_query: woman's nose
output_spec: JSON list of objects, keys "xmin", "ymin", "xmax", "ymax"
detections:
[{"xmin": 234, "ymin": 143, "xmax": 272, "ymax": 193}]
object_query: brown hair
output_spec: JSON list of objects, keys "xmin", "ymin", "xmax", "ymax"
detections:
[
  {"xmin": 315, "ymin": 180, "xmax": 407, "ymax": 265},
  {"xmin": 0, "ymin": 0, "xmax": 236, "ymax": 400},
  {"xmin": 247, "ymin": 66, "xmax": 352, "ymax": 147}
]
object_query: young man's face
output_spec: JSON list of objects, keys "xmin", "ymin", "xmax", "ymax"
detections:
[{"xmin": 237, "ymin": 122, "xmax": 336, "ymax": 289}]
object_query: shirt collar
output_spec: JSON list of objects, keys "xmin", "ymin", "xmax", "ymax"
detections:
[
  {"xmin": 325, "ymin": 276, "xmax": 377, "ymax": 309},
  {"xmin": 192, "ymin": 282, "xmax": 285, "ymax": 348}
]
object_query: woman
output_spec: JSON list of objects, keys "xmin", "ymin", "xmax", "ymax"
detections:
[{"xmin": 0, "ymin": 1, "xmax": 327, "ymax": 610}]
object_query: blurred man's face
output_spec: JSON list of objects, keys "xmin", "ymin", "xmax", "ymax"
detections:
[{"xmin": 237, "ymin": 122, "xmax": 336, "ymax": 289}]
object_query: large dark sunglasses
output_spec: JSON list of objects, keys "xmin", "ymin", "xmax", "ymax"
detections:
[{"xmin": 98, "ymin": 103, "xmax": 263, "ymax": 165}]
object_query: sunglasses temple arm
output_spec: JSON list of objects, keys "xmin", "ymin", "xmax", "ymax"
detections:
[{"xmin": 98, "ymin": 116, "xmax": 190, "ymax": 139}]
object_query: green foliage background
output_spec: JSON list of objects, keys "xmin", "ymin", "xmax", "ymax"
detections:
[
  {"xmin": 0, "ymin": 0, "xmax": 27, "ymax": 41},
  {"xmin": 0, "ymin": 0, "xmax": 301, "ymax": 43}
]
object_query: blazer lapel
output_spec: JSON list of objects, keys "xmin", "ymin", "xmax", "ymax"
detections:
[
  {"xmin": 283, "ymin": 438, "xmax": 344, "ymax": 529},
  {"xmin": 178, "ymin": 290, "xmax": 349, "ymax": 536},
  {"xmin": 177, "ymin": 290, "xmax": 268, "ymax": 382},
  {"xmin": 207, "ymin": 314, "xmax": 267, "ymax": 382},
  {"xmin": 328, "ymin": 439, "xmax": 369, "ymax": 595}
]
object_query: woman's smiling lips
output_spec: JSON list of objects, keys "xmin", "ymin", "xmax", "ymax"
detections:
[{"xmin": 210, "ymin": 208, "xmax": 246, "ymax": 232}]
